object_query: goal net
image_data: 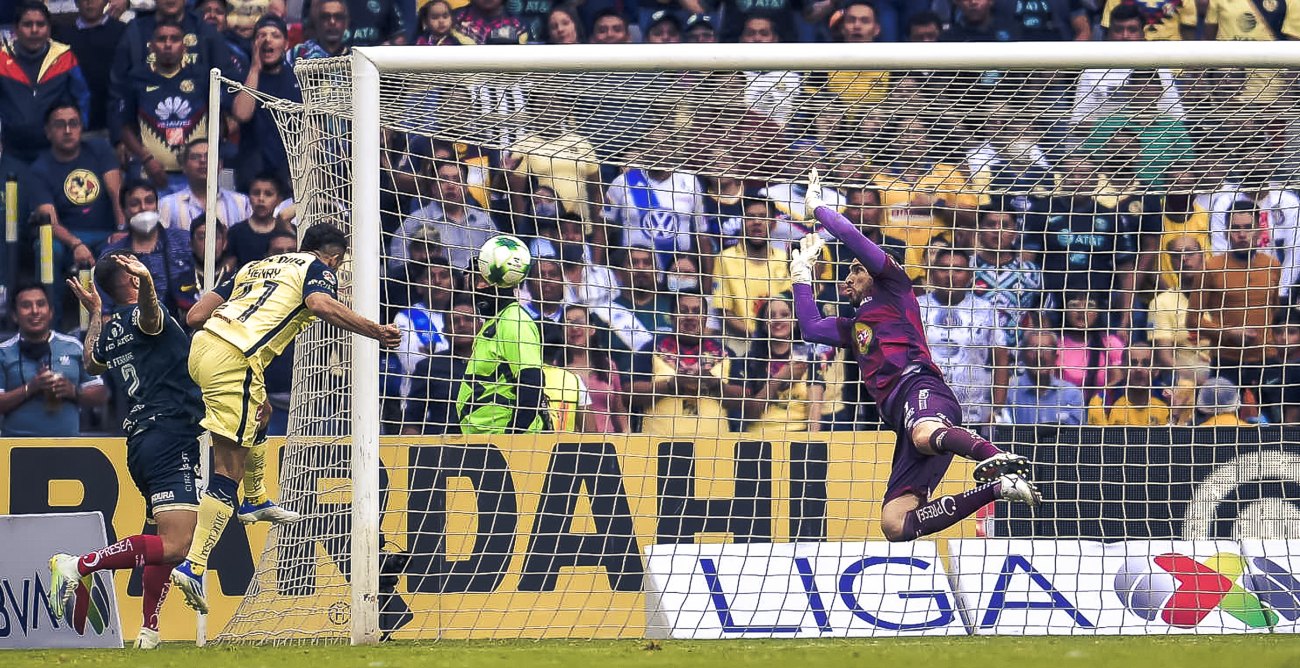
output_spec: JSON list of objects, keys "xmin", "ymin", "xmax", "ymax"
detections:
[{"xmin": 216, "ymin": 43, "xmax": 1300, "ymax": 643}]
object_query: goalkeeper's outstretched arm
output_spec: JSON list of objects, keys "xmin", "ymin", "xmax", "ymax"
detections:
[
  {"xmin": 801, "ymin": 169, "xmax": 891, "ymax": 276},
  {"xmin": 811, "ymin": 205, "xmax": 892, "ymax": 277},
  {"xmin": 788, "ymin": 233, "xmax": 841, "ymax": 347}
]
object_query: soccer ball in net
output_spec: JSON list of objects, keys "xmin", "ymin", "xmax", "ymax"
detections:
[{"xmin": 477, "ymin": 234, "xmax": 532, "ymax": 288}]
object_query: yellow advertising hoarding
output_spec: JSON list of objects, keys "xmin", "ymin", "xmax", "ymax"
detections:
[{"xmin": 0, "ymin": 434, "xmax": 976, "ymax": 640}]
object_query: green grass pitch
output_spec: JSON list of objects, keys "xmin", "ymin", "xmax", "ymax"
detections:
[{"xmin": 5, "ymin": 637, "xmax": 1300, "ymax": 668}]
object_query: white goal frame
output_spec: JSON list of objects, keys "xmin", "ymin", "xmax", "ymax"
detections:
[{"xmin": 345, "ymin": 41, "xmax": 1300, "ymax": 645}]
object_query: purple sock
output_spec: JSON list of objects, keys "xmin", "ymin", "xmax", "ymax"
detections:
[
  {"xmin": 899, "ymin": 480, "xmax": 1001, "ymax": 540},
  {"xmin": 932, "ymin": 426, "xmax": 1002, "ymax": 461}
]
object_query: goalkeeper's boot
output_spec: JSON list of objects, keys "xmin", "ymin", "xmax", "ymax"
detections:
[
  {"xmin": 47, "ymin": 553, "xmax": 83, "ymax": 618},
  {"xmin": 237, "ymin": 499, "xmax": 301, "ymax": 525},
  {"xmin": 974, "ymin": 451, "xmax": 1033, "ymax": 483},
  {"xmin": 169, "ymin": 561, "xmax": 208, "ymax": 614},
  {"xmin": 998, "ymin": 474, "xmax": 1042, "ymax": 507},
  {"xmin": 135, "ymin": 627, "xmax": 161, "ymax": 649}
]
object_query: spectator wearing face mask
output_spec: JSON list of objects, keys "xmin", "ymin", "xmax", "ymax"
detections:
[{"xmin": 99, "ymin": 180, "xmax": 193, "ymax": 316}]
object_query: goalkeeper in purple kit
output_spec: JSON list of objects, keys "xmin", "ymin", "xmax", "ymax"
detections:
[{"xmin": 790, "ymin": 170, "xmax": 1041, "ymax": 541}]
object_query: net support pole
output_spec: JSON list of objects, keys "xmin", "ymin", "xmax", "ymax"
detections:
[
  {"xmin": 204, "ymin": 68, "xmax": 220, "ymax": 294},
  {"xmin": 196, "ymin": 65, "xmax": 223, "ymax": 648},
  {"xmin": 349, "ymin": 51, "xmax": 382, "ymax": 647}
]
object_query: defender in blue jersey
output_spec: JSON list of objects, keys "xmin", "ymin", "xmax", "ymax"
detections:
[
  {"xmin": 791, "ymin": 170, "xmax": 1041, "ymax": 543},
  {"xmin": 48, "ymin": 250, "xmax": 203, "ymax": 649}
]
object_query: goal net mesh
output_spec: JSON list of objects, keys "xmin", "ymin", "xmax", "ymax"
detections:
[{"xmin": 216, "ymin": 55, "xmax": 1300, "ymax": 642}]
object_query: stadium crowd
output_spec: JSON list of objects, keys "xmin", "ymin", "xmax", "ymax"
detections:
[{"xmin": 3, "ymin": 0, "xmax": 1300, "ymax": 438}]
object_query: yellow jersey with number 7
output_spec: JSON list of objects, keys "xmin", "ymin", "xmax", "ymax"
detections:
[{"xmin": 204, "ymin": 252, "xmax": 338, "ymax": 371}]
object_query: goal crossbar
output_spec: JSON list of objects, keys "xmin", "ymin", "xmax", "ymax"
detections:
[{"xmin": 354, "ymin": 42, "xmax": 1300, "ymax": 74}]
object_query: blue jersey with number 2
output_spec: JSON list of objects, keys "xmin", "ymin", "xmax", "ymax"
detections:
[{"xmin": 94, "ymin": 305, "xmax": 204, "ymax": 426}]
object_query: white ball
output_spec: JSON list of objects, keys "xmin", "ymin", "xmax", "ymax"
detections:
[{"xmin": 477, "ymin": 234, "xmax": 532, "ymax": 288}]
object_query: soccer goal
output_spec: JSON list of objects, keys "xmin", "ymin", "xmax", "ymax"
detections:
[{"xmin": 215, "ymin": 42, "xmax": 1300, "ymax": 645}]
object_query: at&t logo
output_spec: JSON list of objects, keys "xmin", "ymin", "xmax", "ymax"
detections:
[{"xmin": 1114, "ymin": 552, "xmax": 1300, "ymax": 629}]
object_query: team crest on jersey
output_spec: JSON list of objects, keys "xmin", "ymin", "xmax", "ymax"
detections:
[
  {"xmin": 63, "ymin": 169, "xmax": 101, "ymax": 206},
  {"xmin": 180, "ymin": 79, "xmax": 195, "ymax": 93},
  {"xmin": 854, "ymin": 322, "xmax": 873, "ymax": 353},
  {"xmin": 183, "ymin": 33, "xmax": 198, "ymax": 47},
  {"xmin": 1264, "ymin": 0, "xmax": 1279, "ymax": 11}
]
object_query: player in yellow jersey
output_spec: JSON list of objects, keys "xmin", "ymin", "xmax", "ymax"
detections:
[{"xmin": 169, "ymin": 223, "xmax": 401, "ymax": 613}]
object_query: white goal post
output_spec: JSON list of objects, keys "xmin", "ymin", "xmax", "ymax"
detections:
[{"xmin": 215, "ymin": 41, "xmax": 1300, "ymax": 645}]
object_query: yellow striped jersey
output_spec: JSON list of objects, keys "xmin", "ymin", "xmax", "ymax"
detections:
[{"xmin": 204, "ymin": 252, "xmax": 338, "ymax": 370}]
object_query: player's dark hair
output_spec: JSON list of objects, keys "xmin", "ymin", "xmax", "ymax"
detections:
[
  {"xmin": 95, "ymin": 250, "xmax": 136, "ymax": 302},
  {"xmin": 120, "ymin": 179, "xmax": 158, "ymax": 211},
  {"xmin": 1108, "ymin": 3, "xmax": 1142, "ymax": 26},
  {"xmin": 9, "ymin": 281, "xmax": 50, "ymax": 314},
  {"xmin": 43, "ymin": 99, "xmax": 82, "ymax": 125},
  {"xmin": 16, "ymin": 1, "xmax": 51, "ymax": 24},
  {"xmin": 300, "ymin": 222, "xmax": 348, "ymax": 254}
]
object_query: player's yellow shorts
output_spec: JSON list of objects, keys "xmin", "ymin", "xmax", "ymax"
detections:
[{"xmin": 189, "ymin": 330, "xmax": 265, "ymax": 448}]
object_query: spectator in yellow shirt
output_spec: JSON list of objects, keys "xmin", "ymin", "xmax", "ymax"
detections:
[
  {"xmin": 1149, "ymin": 234, "xmax": 1212, "ymax": 372},
  {"xmin": 730, "ymin": 297, "xmax": 832, "ymax": 435},
  {"xmin": 1088, "ymin": 342, "xmax": 1172, "ymax": 426},
  {"xmin": 712, "ymin": 197, "xmax": 792, "ymax": 339},
  {"xmin": 1100, "ymin": 0, "xmax": 1197, "ymax": 40},
  {"xmin": 1205, "ymin": 0, "xmax": 1300, "ymax": 40},
  {"xmin": 820, "ymin": 0, "xmax": 890, "ymax": 108}
]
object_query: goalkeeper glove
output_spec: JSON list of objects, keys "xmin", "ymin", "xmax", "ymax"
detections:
[
  {"xmin": 804, "ymin": 168, "xmax": 827, "ymax": 217},
  {"xmin": 789, "ymin": 233, "xmax": 825, "ymax": 285}
]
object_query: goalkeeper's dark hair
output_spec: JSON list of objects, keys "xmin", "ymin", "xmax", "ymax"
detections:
[{"xmin": 300, "ymin": 223, "xmax": 349, "ymax": 255}]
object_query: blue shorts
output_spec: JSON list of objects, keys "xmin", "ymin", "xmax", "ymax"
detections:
[
  {"xmin": 879, "ymin": 372, "xmax": 961, "ymax": 505},
  {"xmin": 126, "ymin": 417, "xmax": 203, "ymax": 519}
]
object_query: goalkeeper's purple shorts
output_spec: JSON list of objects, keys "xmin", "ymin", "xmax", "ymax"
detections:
[{"xmin": 878, "ymin": 371, "xmax": 960, "ymax": 505}]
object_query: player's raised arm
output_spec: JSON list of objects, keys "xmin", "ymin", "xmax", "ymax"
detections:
[
  {"xmin": 66, "ymin": 277, "xmax": 108, "ymax": 375},
  {"xmin": 112, "ymin": 253, "xmax": 164, "ymax": 335},
  {"xmin": 789, "ymin": 233, "xmax": 842, "ymax": 347},
  {"xmin": 804, "ymin": 169, "xmax": 892, "ymax": 276}
]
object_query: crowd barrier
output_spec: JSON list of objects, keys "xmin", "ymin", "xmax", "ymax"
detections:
[{"xmin": 0, "ymin": 430, "xmax": 1295, "ymax": 641}]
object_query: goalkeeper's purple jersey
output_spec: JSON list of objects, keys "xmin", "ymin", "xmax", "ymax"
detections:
[
  {"xmin": 834, "ymin": 259, "xmax": 942, "ymax": 404},
  {"xmin": 793, "ymin": 205, "xmax": 943, "ymax": 407}
]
